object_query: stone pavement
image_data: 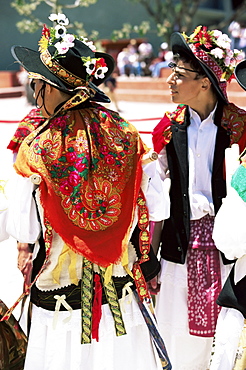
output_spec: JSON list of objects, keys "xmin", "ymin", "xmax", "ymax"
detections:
[{"xmin": 0, "ymin": 96, "xmax": 174, "ymax": 321}]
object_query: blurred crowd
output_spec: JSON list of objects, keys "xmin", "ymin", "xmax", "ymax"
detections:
[{"xmin": 116, "ymin": 39, "xmax": 173, "ymax": 78}]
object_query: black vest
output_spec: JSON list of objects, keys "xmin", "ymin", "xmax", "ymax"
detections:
[{"xmin": 160, "ymin": 102, "xmax": 231, "ymax": 264}]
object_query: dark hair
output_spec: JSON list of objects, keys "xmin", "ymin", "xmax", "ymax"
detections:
[
  {"xmin": 173, "ymin": 51, "xmax": 219, "ymax": 98},
  {"xmin": 173, "ymin": 52, "xmax": 206, "ymax": 80}
]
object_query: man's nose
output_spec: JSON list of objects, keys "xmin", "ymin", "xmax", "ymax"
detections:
[{"xmin": 166, "ymin": 72, "xmax": 176, "ymax": 84}]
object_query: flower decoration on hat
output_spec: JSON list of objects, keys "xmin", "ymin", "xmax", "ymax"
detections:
[
  {"xmin": 183, "ymin": 25, "xmax": 244, "ymax": 82},
  {"xmin": 38, "ymin": 13, "xmax": 108, "ymax": 80},
  {"xmin": 82, "ymin": 56, "xmax": 108, "ymax": 80}
]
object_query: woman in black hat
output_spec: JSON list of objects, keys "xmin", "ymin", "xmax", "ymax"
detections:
[
  {"xmin": 148, "ymin": 26, "xmax": 246, "ymax": 369},
  {"xmin": 5, "ymin": 13, "xmax": 166, "ymax": 370},
  {"xmin": 209, "ymin": 61, "xmax": 246, "ymax": 369},
  {"xmin": 210, "ymin": 144, "xmax": 246, "ymax": 369}
]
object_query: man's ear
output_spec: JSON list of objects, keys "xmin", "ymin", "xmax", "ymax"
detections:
[
  {"xmin": 201, "ymin": 77, "xmax": 211, "ymax": 91},
  {"xmin": 45, "ymin": 84, "xmax": 51, "ymax": 94}
]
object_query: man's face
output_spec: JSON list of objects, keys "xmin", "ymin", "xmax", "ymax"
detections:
[{"xmin": 166, "ymin": 60, "xmax": 205, "ymax": 106}]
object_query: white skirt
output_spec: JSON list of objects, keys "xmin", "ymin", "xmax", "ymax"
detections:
[
  {"xmin": 24, "ymin": 296, "xmax": 163, "ymax": 370},
  {"xmin": 155, "ymin": 258, "xmax": 232, "ymax": 370},
  {"xmin": 209, "ymin": 307, "xmax": 244, "ymax": 370}
]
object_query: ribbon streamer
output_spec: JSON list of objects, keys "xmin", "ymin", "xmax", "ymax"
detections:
[{"xmin": 53, "ymin": 294, "xmax": 73, "ymax": 329}]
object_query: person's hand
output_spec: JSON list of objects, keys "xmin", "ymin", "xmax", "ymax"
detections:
[
  {"xmin": 147, "ymin": 276, "xmax": 160, "ymax": 295},
  {"xmin": 17, "ymin": 243, "xmax": 33, "ymax": 291}
]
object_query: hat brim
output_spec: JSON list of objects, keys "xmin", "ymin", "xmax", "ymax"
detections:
[
  {"xmin": 170, "ymin": 32, "xmax": 227, "ymax": 103},
  {"xmin": 11, "ymin": 45, "xmax": 114, "ymax": 103},
  {"xmin": 235, "ymin": 59, "xmax": 246, "ymax": 91}
]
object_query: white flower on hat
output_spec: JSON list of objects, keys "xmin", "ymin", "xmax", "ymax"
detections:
[
  {"xmin": 54, "ymin": 41, "xmax": 70, "ymax": 54},
  {"xmin": 83, "ymin": 58, "xmax": 97, "ymax": 75},
  {"xmin": 80, "ymin": 37, "xmax": 97, "ymax": 52},
  {"xmin": 94, "ymin": 65, "xmax": 108, "ymax": 79},
  {"xmin": 54, "ymin": 33, "xmax": 75, "ymax": 54},
  {"xmin": 55, "ymin": 25, "xmax": 67, "ymax": 39},
  {"xmin": 210, "ymin": 47, "xmax": 224, "ymax": 59},
  {"xmin": 216, "ymin": 33, "xmax": 231, "ymax": 49},
  {"xmin": 82, "ymin": 56, "xmax": 108, "ymax": 80},
  {"xmin": 234, "ymin": 49, "xmax": 245, "ymax": 61},
  {"xmin": 49, "ymin": 13, "xmax": 69, "ymax": 26},
  {"xmin": 63, "ymin": 34, "xmax": 75, "ymax": 45}
]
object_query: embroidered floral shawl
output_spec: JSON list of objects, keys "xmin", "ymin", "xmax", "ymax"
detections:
[
  {"xmin": 14, "ymin": 103, "xmax": 148, "ymax": 267},
  {"xmin": 152, "ymin": 102, "xmax": 246, "ymax": 153},
  {"xmin": 7, "ymin": 108, "xmax": 45, "ymax": 153}
]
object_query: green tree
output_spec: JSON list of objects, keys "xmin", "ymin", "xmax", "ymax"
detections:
[
  {"xmin": 11, "ymin": 0, "xmax": 99, "ymax": 40},
  {"xmin": 11, "ymin": 0, "xmax": 246, "ymax": 44},
  {"xmin": 112, "ymin": 0, "xmax": 246, "ymax": 43}
]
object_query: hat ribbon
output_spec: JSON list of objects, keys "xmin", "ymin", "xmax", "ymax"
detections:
[{"xmin": 40, "ymin": 48, "xmax": 88, "ymax": 88}]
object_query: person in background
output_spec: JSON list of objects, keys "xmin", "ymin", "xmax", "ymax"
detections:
[
  {"xmin": 150, "ymin": 42, "xmax": 173, "ymax": 78},
  {"xmin": 103, "ymin": 72, "xmax": 121, "ymax": 112},
  {"xmin": 116, "ymin": 40, "xmax": 140, "ymax": 77},
  {"xmin": 138, "ymin": 41, "xmax": 154, "ymax": 76},
  {"xmin": 3, "ymin": 13, "xmax": 169, "ymax": 370},
  {"xmin": 116, "ymin": 47, "xmax": 130, "ymax": 76},
  {"xmin": 210, "ymin": 59, "xmax": 246, "ymax": 370},
  {"xmin": 148, "ymin": 26, "xmax": 246, "ymax": 370}
]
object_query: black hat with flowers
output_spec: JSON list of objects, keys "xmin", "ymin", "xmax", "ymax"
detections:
[
  {"xmin": 11, "ymin": 13, "xmax": 115, "ymax": 103},
  {"xmin": 234, "ymin": 59, "xmax": 246, "ymax": 92},
  {"xmin": 170, "ymin": 26, "xmax": 243, "ymax": 103}
]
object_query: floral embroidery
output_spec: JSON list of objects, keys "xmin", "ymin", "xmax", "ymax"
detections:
[
  {"xmin": 33, "ymin": 133, "xmax": 61, "ymax": 162},
  {"xmin": 63, "ymin": 177, "xmax": 121, "ymax": 230},
  {"xmin": 221, "ymin": 102, "xmax": 246, "ymax": 144},
  {"xmin": 166, "ymin": 103, "xmax": 246, "ymax": 145},
  {"xmin": 162, "ymin": 105, "xmax": 187, "ymax": 145},
  {"xmin": 23, "ymin": 104, "xmax": 137, "ymax": 231},
  {"xmin": 49, "ymin": 114, "xmax": 70, "ymax": 135},
  {"xmin": 7, "ymin": 108, "xmax": 45, "ymax": 152}
]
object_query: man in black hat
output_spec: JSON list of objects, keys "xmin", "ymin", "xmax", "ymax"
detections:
[
  {"xmin": 4, "ymin": 13, "xmax": 167, "ymax": 370},
  {"xmin": 148, "ymin": 26, "xmax": 246, "ymax": 369}
]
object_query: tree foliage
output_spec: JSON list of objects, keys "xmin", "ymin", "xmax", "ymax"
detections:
[
  {"xmin": 11, "ymin": 0, "xmax": 246, "ymax": 44},
  {"xmin": 112, "ymin": 0, "xmax": 246, "ymax": 43},
  {"xmin": 11, "ymin": 0, "xmax": 99, "ymax": 39}
]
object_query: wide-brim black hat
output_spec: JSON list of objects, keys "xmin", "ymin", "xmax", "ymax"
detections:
[
  {"xmin": 235, "ymin": 59, "xmax": 246, "ymax": 91},
  {"xmin": 170, "ymin": 32, "xmax": 227, "ymax": 103},
  {"xmin": 11, "ymin": 38, "xmax": 115, "ymax": 103}
]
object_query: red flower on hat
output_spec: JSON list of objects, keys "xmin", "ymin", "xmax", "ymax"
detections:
[
  {"xmin": 184, "ymin": 25, "xmax": 245, "ymax": 82},
  {"xmin": 192, "ymin": 26, "xmax": 213, "ymax": 49},
  {"xmin": 42, "ymin": 24, "xmax": 50, "ymax": 39}
]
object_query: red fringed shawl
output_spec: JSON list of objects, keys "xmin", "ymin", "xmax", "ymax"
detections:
[{"xmin": 14, "ymin": 103, "xmax": 148, "ymax": 267}]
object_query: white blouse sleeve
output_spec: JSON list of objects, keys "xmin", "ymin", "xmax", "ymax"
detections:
[
  {"xmin": 0, "ymin": 180, "xmax": 10, "ymax": 242},
  {"xmin": 143, "ymin": 147, "xmax": 170, "ymax": 222},
  {"xmin": 212, "ymin": 186, "xmax": 246, "ymax": 260},
  {"xmin": 6, "ymin": 172, "xmax": 41, "ymax": 243}
]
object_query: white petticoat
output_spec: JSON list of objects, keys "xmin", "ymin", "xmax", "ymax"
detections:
[
  {"xmin": 209, "ymin": 307, "xmax": 244, "ymax": 370},
  {"xmin": 24, "ymin": 296, "xmax": 163, "ymax": 370},
  {"xmin": 155, "ymin": 258, "xmax": 232, "ymax": 370}
]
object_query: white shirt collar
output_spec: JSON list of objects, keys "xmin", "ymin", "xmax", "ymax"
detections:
[{"xmin": 188, "ymin": 103, "xmax": 218, "ymax": 126}]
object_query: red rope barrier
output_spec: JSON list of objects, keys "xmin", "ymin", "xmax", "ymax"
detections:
[
  {"xmin": 129, "ymin": 117, "xmax": 162, "ymax": 122},
  {"xmin": 0, "ymin": 120, "xmax": 20, "ymax": 124}
]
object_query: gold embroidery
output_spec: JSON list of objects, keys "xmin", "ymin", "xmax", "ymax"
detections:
[{"xmin": 40, "ymin": 49, "xmax": 87, "ymax": 88}]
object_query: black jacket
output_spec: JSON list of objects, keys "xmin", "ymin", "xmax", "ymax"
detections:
[{"xmin": 160, "ymin": 102, "xmax": 231, "ymax": 264}]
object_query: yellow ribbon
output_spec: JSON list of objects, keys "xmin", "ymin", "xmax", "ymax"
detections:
[{"xmin": 52, "ymin": 244, "xmax": 78, "ymax": 285}]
